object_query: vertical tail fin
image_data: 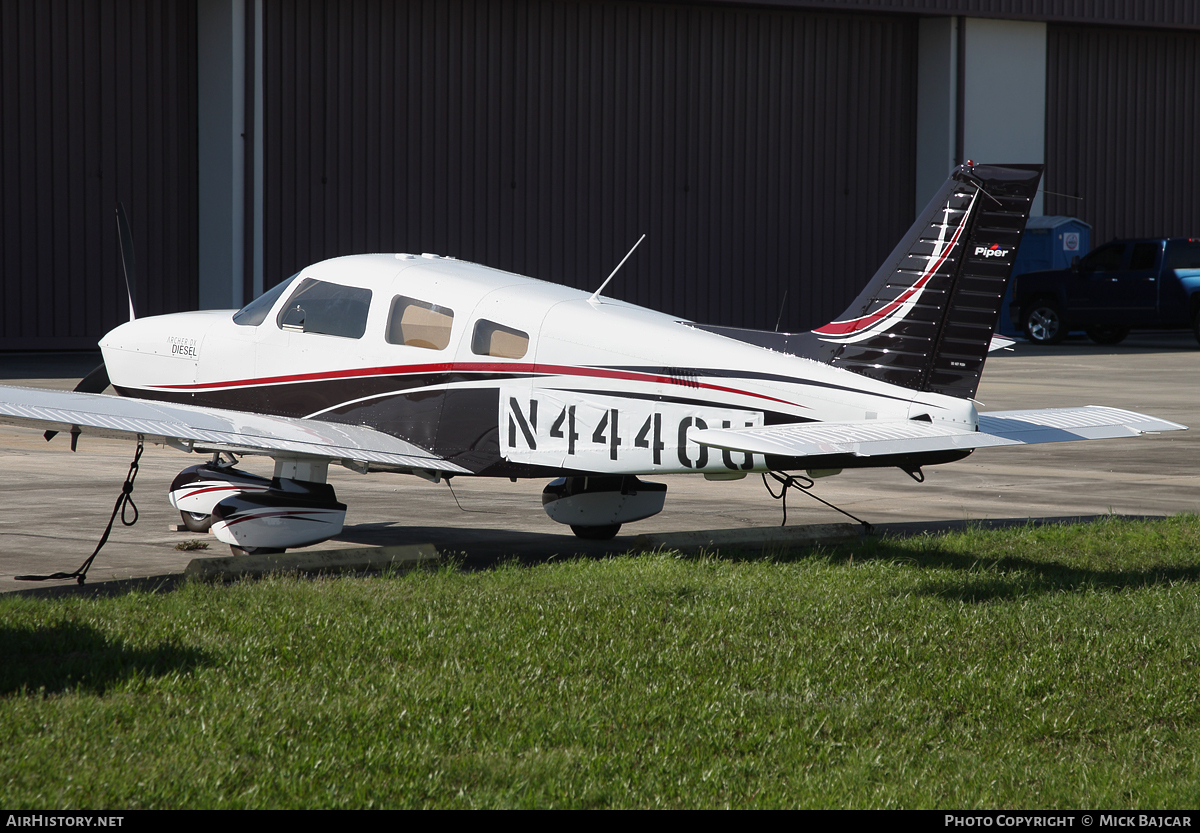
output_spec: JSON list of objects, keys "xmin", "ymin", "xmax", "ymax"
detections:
[
  {"xmin": 809, "ymin": 162, "xmax": 1042, "ymax": 398},
  {"xmin": 691, "ymin": 163, "xmax": 1042, "ymax": 399}
]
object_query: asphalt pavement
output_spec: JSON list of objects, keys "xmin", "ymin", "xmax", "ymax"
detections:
[{"xmin": 2, "ymin": 333, "xmax": 1198, "ymax": 595}]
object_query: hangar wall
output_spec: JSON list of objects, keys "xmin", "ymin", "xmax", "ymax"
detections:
[
  {"xmin": 914, "ymin": 16, "xmax": 1046, "ymax": 215},
  {"xmin": 961, "ymin": 18, "xmax": 1046, "ymax": 216},
  {"xmin": 0, "ymin": 0, "xmax": 199, "ymax": 350},
  {"xmin": 197, "ymin": 0, "xmax": 253, "ymax": 311},
  {"xmin": 1044, "ymin": 23, "xmax": 1200, "ymax": 247},
  {"xmin": 259, "ymin": 0, "xmax": 919, "ymax": 333},
  {"xmin": 3, "ymin": 0, "xmax": 1199, "ymax": 349},
  {"xmin": 914, "ymin": 15, "xmax": 957, "ymax": 214}
]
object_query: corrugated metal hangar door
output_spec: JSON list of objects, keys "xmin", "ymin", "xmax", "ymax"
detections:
[
  {"xmin": 263, "ymin": 0, "xmax": 918, "ymax": 332},
  {"xmin": 1045, "ymin": 24, "xmax": 1200, "ymax": 246},
  {"xmin": 0, "ymin": 0, "xmax": 198, "ymax": 350}
]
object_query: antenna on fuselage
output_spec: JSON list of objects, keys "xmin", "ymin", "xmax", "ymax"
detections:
[{"xmin": 589, "ymin": 233, "xmax": 646, "ymax": 305}]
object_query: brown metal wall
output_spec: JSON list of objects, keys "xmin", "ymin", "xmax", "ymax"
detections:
[
  {"xmin": 0, "ymin": 0, "xmax": 198, "ymax": 351},
  {"xmin": 735, "ymin": 1, "xmax": 1200, "ymax": 30},
  {"xmin": 263, "ymin": 0, "xmax": 918, "ymax": 331},
  {"xmin": 1045, "ymin": 24, "xmax": 1200, "ymax": 246}
]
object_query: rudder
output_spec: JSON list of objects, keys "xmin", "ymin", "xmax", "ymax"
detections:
[{"xmin": 810, "ymin": 162, "xmax": 1043, "ymax": 398}]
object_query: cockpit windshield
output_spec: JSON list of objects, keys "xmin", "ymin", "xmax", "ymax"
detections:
[{"xmin": 232, "ymin": 273, "xmax": 300, "ymax": 326}]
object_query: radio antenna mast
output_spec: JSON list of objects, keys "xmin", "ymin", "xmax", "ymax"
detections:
[{"xmin": 589, "ymin": 234, "xmax": 646, "ymax": 305}]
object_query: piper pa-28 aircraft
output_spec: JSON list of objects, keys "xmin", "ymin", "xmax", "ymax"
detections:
[{"xmin": 0, "ymin": 163, "xmax": 1185, "ymax": 556}]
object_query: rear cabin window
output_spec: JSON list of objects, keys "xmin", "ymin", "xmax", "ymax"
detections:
[
  {"xmin": 468, "ymin": 319, "xmax": 530, "ymax": 360},
  {"xmin": 276, "ymin": 278, "xmax": 372, "ymax": 339},
  {"xmin": 386, "ymin": 296, "xmax": 454, "ymax": 350},
  {"xmin": 472, "ymin": 319, "xmax": 530, "ymax": 359}
]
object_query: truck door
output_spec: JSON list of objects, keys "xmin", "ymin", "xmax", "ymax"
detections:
[
  {"xmin": 1068, "ymin": 242, "xmax": 1127, "ymax": 324},
  {"xmin": 1113, "ymin": 241, "xmax": 1161, "ymax": 325},
  {"xmin": 1160, "ymin": 240, "xmax": 1200, "ymax": 326}
]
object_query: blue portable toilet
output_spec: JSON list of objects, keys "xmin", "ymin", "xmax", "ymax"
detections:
[{"xmin": 998, "ymin": 216, "xmax": 1092, "ymax": 335}]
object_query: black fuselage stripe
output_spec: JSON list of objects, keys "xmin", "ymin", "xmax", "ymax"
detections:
[
  {"xmin": 553, "ymin": 388, "xmax": 815, "ymax": 424},
  {"xmin": 607, "ymin": 366, "xmax": 921, "ymax": 406}
]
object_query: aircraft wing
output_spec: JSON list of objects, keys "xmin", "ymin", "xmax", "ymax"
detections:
[
  {"xmin": 0, "ymin": 385, "xmax": 470, "ymax": 473},
  {"xmin": 691, "ymin": 406, "xmax": 1186, "ymax": 459}
]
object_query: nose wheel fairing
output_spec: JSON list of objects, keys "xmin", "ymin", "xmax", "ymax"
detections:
[
  {"xmin": 170, "ymin": 462, "xmax": 345, "ymax": 554},
  {"xmin": 209, "ymin": 479, "xmax": 347, "ymax": 551},
  {"xmin": 168, "ymin": 462, "xmax": 274, "ymax": 517}
]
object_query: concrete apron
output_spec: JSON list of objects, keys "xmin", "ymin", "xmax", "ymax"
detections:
[{"xmin": 2, "ymin": 333, "xmax": 1198, "ymax": 593}]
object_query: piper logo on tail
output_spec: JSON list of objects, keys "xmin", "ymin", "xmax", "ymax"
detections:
[{"xmin": 975, "ymin": 243, "xmax": 1010, "ymax": 258}]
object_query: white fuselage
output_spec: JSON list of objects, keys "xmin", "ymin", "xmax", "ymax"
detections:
[{"xmin": 100, "ymin": 253, "xmax": 977, "ymax": 477}]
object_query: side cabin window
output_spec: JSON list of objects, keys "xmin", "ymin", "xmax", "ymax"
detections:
[
  {"xmin": 387, "ymin": 296, "xmax": 454, "ymax": 350},
  {"xmin": 472, "ymin": 319, "xmax": 529, "ymax": 359},
  {"xmin": 276, "ymin": 278, "xmax": 372, "ymax": 339}
]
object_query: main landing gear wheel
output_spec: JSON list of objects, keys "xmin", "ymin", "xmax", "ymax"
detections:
[
  {"xmin": 1023, "ymin": 302, "xmax": 1064, "ymax": 345},
  {"xmin": 570, "ymin": 524, "xmax": 622, "ymax": 540},
  {"xmin": 1085, "ymin": 326, "xmax": 1129, "ymax": 345},
  {"xmin": 180, "ymin": 510, "xmax": 213, "ymax": 533}
]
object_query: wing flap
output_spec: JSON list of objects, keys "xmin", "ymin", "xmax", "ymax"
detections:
[
  {"xmin": 0, "ymin": 385, "xmax": 470, "ymax": 473},
  {"xmin": 692, "ymin": 405, "xmax": 1185, "ymax": 459}
]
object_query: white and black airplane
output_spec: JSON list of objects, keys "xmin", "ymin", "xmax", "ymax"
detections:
[{"xmin": 0, "ymin": 163, "xmax": 1185, "ymax": 556}]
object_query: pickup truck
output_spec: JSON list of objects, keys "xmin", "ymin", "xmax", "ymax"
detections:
[{"xmin": 1009, "ymin": 238, "xmax": 1200, "ymax": 344}]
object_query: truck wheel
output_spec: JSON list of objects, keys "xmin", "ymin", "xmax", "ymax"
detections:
[
  {"xmin": 1085, "ymin": 326, "xmax": 1129, "ymax": 345},
  {"xmin": 1023, "ymin": 302, "xmax": 1065, "ymax": 345}
]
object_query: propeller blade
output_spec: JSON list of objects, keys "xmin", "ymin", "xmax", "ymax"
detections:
[
  {"xmin": 44, "ymin": 363, "xmax": 110, "ymax": 441},
  {"xmin": 115, "ymin": 202, "xmax": 137, "ymax": 321},
  {"xmin": 74, "ymin": 362, "xmax": 111, "ymax": 394}
]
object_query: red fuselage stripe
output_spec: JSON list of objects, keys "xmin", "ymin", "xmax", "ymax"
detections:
[
  {"xmin": 219, "ymin": 509, "xmax": 338, "ymax": 528},
  {"xmin": 180, "ymin": 484, "xmax": 254, "ymax": 498},
  {"xmin": 146, "ymin": 362, "xmax": 804, "ymax": 409}
]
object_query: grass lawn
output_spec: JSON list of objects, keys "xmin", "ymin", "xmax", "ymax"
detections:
[{"xmin": 2, "ymin": 515, "xmax": 1199, "ymax": 808}]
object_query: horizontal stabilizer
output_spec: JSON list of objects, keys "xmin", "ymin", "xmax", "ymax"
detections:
[
  {"xmin": 692, "ymin": 406, "xmax": 1185, "ymax": 459},
  {"xmin": 976, "ymin": 406, "xmax": 1186, "ymax": 444},
  {"xmin": 0, "ymin": 385, "xmax": 470, "ymax": 473}
]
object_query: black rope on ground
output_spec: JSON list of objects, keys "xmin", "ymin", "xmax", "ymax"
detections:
[
  {"xmin": 16, "ymin": 438, "xmax": 144, "ymax": 585},
  {"xmin": 761, "ymin": 471, "xmax": 872, "ymax": 533}
]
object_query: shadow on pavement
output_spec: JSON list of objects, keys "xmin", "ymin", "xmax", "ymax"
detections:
[{"xmin": 4, "ymin": 512, "xmax": 1178, "ymax": 599}]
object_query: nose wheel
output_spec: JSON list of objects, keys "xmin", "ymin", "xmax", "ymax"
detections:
[{"xmin": 179, "ymin": 511, "xmax": 213, "ymax": 533}]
